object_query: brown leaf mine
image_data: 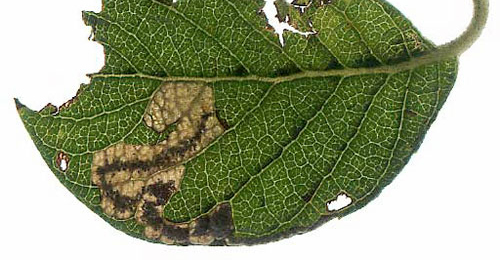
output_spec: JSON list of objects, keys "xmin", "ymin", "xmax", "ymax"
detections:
[{"xmin": 91, "ymin": 82, "xmax": 226, "ymax": 243}]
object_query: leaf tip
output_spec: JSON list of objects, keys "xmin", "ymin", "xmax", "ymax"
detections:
[{"xmin": 14, "ymin": 98, "xmax": 25, "ymax": 111}]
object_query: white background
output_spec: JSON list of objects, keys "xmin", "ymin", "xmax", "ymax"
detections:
[{"xmin": 1, "ymin": 0, "xmax": 499, "ymax": 259}]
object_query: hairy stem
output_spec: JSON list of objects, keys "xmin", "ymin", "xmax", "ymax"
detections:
[
  {"xmin": 437, "ymin": 0, "xmax": 489, "ymax": 56},
  {"xmin": 404, "ymin": 0, "xmax": 489, "ymax": 65}
]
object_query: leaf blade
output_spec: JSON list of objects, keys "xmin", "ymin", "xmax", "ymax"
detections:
[{"xmin": 17, "ymin": 0, "xmax": 468, "ymax": 245}]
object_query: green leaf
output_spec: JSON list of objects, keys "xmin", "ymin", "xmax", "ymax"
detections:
[
  {"xmin": 16, "ymin": 0, "xmax": 488, "ymax": 245},
  {"xmin": 274, "ymin": 0, "xmax": 292, "ymax": 22}
]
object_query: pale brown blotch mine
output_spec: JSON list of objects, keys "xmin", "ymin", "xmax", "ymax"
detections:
[{"xmin": 91, "ymin": 82, "xmax": 228, "ymax": 244}]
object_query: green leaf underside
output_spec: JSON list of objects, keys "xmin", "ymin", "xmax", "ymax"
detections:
[{"xmin": 17, "ymin": 0, "xmax": 459, "ymax": 245}]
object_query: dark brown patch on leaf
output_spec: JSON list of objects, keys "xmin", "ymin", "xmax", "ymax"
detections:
[
  {"xmin": 141, "ymin": 202, "xmax": 164, "ymax": 229},
  {"xmin": 209, "ymin": 203, "xmax": 234, "ymax": 239},
  {"xmin": 191, "ymin": 215, "xmax": 211, "ymax": 237},
  {"xmin": 209, "ymin": 239, "xmax": 228, "ymax": 246},
  {"xmin": 145, "ymin": 181, "xmax": 176, "ymax": 205},
  {"xmin": 106, "ymin": 189, "xmax": 138, "ymax": 213},
  {"xmin": 162, "ymin": 224, "xmax": 190, "ymax": 244}
]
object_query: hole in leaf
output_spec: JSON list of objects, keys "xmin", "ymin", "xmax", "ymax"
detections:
[
  {"xmin": 263, "ymin": 0, "xmax": 315, "ymax": 46},
  {"xmin": 56, "ymin": 152, "xmax": 69, "ymax": 172},
  {"xmin": 327, "ymin": 193, "xmax": 352, "ymax": 212}
]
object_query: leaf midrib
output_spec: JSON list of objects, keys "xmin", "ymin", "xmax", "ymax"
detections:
[{"xmin": 88, "ymin": 50, "xmax": 457, "ymax": 84}]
